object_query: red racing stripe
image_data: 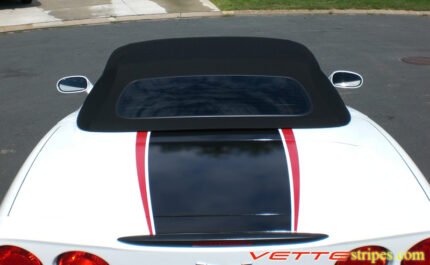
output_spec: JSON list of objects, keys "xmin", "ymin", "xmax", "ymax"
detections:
[
  {"xmin": 281, "ymin": 129, "xmax": 301, "ymax": 232},
  {"xmin": 136, "ymin": 131, "xmax": 154, "ymax": 236}
]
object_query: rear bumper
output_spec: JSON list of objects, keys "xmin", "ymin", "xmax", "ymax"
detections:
[{"xmin": 1, "ymin": 232, "xmax": 429, "ymax": 265}]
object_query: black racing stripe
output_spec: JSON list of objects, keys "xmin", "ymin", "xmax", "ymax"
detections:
[{"xmin": 148, "ymin": 130, "xmax": 291, "ymax": 234}]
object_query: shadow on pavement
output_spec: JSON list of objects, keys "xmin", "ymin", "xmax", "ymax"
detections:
[{"xmin": 0, "ymin": 0, "xmax": 41, "ymax": 9}]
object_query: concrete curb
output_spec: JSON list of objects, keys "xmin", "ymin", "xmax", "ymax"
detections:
[
  {"xmin": 224, "ymin": 9, "xmax": 430, "ymax": 16},
  {"xmin": 1, "ymin": 9, "xmax": 429, "ymax": 33},
  {"xmin": 0, "ymin": 12, "xmax": 222, "ymax": 33}
]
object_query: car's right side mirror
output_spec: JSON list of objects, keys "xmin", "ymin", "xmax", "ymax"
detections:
[
  {"xmin": 329, "ymin": 71, "xmax": 363, "ymax": 89},
  {"xmin": 56, "ymin": 76, "xmax": 93, "ymax": 94}
]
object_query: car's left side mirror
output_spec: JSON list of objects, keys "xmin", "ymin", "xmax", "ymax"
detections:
[
  {"xmin": 329, "ymin": 71, "xmax": 363, "ymax": 89},
  {"xmin": 57, "ymin": 76, "xmax": 93, "ymax": 94}
]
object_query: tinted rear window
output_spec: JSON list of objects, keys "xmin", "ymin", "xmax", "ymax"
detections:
[{"xmin": 117, "ymin": 75, "xmax": 311, "ymax": 118}]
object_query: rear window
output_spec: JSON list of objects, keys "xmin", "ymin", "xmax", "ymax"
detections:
[{"xmin": 117, "ymin": 75, "xmax": 311, "ymax": 119}]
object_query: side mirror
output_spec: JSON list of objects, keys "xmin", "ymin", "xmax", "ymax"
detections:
[
  {"xmin": 329, "ymin": 71, "xmax": 363, "ymax": 89},
  {"xmin": 56, "ymin": 76, "xmax": 93, "ymax": 94}
]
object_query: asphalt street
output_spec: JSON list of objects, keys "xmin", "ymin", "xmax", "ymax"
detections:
[{"xmin": 0, "ymin": 15, "xmax": 429, "ymax": 200}]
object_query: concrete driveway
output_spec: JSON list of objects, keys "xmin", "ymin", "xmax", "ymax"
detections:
[{"xmin": 0, "ymin": 0, "xmax": 219, "ymax": 27}]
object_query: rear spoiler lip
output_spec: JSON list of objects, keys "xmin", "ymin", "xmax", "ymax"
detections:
[{"xmin": 118, "ymin": 232, "xmax": 328, "ymax": 247}]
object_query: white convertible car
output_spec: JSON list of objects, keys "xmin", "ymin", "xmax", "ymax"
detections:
[{"xmin": 0, "ymin": 37, "xmax": 429, "ymax": 265}]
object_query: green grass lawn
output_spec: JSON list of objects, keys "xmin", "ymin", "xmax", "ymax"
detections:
[{"xmin": 211, "ymin": 0, "xmax": 430, "ymax": 11}]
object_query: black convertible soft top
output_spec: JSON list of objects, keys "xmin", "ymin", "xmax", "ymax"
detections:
[{"xmin": 78, "ymin": 37, "xmax": 350, "ymax": 132}]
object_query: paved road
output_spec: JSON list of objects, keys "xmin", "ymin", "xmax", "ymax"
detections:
[
  {"xmin": 0, "ymin": 0, "xmax": 218, "ymax": 27},
  {"xmin": 0, "ymin": 15, "xmax": 429, "ymax": 200}
]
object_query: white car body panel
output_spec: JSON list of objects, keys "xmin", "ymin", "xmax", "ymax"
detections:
[{"xmin": 0, "ymin": 108, "xmax": 429, "ymax": 264}]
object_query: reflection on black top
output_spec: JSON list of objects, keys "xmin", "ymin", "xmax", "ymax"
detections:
[
  {"xmin": 148, "ymin": 130, "xmax": 292, "ymax": 234},
  {"xmin": 117, "ymin": 75, "xmax": 311, "ymax": 118}
]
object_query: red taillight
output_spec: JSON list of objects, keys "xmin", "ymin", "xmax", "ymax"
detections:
[
  {"xmin": 401, "ymin": 238, "xmax": 430, "ymax": 265},
  {"xmin": 0, "ymin": 245, "xmax": 42, "ymax": 265},
  {"xmin": 335, "ymin": 245, "xmax": 390, "ymax": 265},
  {"xmin": 57, "ymin": 251, "xmax": 108, "ymax": 265}
]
